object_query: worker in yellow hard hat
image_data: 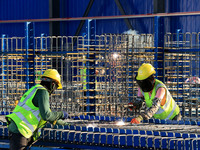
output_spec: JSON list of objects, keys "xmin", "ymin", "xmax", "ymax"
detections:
[
  {"xmin": 6, "ymin": 69, "xmax": 70, "ymax": 150},
  {"xmin": 130, "ymin": 63, "xmax": 181, "ymax": 124}
]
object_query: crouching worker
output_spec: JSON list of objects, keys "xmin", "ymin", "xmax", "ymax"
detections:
[
  {"xmin": 6, "ymin": 69, "xmax": 70, "ymax": 150},
  {"xmin": 130, "ymin": 63, "xmax": 181, "ymax": 124}
]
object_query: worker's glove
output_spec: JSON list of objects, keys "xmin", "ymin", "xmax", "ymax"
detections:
[
  {"xmin": 131, "ymin": 115, "xmax": 143, "ymax": 124},
  {"xmin": 62, "ymin": 111, "xmax": 69, "ymax": 120}
]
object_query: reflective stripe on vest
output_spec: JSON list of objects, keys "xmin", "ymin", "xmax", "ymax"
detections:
[
  {"xmin": 142, "ymin": 79, "xmax": 179, "ymax": 120},
  {"xmin": 165, "ymin": 100, "xmax": 179, "ymax": 120},
  {"xmin": 6, "ymin": 84, "xmax": 45, "ymax": 138}
]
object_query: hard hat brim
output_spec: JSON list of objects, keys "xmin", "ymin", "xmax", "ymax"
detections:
[{"xmin": 57, "ymin": 83, "xmax": 62, "ymax": 89}]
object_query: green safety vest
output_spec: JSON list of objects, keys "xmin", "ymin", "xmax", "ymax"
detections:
[
  {"xmin": 142, "ymin": 79, "xmax": 180, "ymax": 120},
  {"xmin": 6, "ymin": 84, "xmax": 47, "ymax": 139},
  {"xmin": 80, "ymin": 68, "xmax": 87, "ymax": 89}
]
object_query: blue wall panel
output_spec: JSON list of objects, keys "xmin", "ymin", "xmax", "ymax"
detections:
[
  {"xmin": 0, "ymin": 23, "xmax": 24, "ymax": 37},
  {"xmin": 167, "ymin": 0, "xmax": 200, "ymax": 12},
  {"xmin": 164, "ymin": 15, "xmax": 200, "ymax": 33},
  {"xmin": 165, "ymin": 0, "xmax": 200, "ymax": 33},
  {"xmin": 0, "ymin": 0, "xmax": 49, "ymax": 20},
  {"xmin": 0, "ymin": 22, "xmax": 49, "ymax": 37},
  {"xmin": 119, "ymin": 0, "xmax": 153, "ymax": 15},
  {"xmin": 0, "ymin": 0, "xmax": 49, "ymax": 37},
  {"xmin": 0, "ymin": 0, "xmax": 200, "ymax": 37},
  {"xmin": 60, "ymin": 0, "xmax": 154, "ymax": 35},
  {"xmin": 60, "ymin": 18, "xmax": 154, "ymax": 36},
  {"xmin": 61, "ymin": 0, "xmax": 153, "ymax": 17}
]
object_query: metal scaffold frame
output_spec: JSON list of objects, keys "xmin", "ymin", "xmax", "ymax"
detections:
[
  {"xmin": 0, "ymin": 16, "xmax": 199, "ymax": 149},
  {"xmin": 0, "ymin": 21, "xmax": 199, "ymax": 120},
  {"xmin": 164, "ymin": 31, "xmax": 200, "ymax": 119}
]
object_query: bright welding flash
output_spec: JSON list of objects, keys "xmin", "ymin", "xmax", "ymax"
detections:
[
  {"xmin": 116, "ymin": 120, "xmax": 125, "ymax": 126},
  {"xmin": 113, "ymin": 53, "xmax": 118, "ymax": 59}
]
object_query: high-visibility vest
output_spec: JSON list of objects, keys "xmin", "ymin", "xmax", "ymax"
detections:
[
  {"xmin": 142, "ymin": 79, "xmax": 180, "ymax": 120},
  {"xmin": 80, "ymin": 68, "xmax": 87, "ymax": 89},
  {"xmin": 6, "ymin": 84, "xmax": 47, "ymax": 139}
]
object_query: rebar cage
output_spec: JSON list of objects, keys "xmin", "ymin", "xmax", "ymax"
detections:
[
  {"xmin": 164, "ymin": 32, "xmax": 200, "ymax": 119},
  {"xmin": 0, "ymin": 33, "xmax": 199, "ymax": 120}
]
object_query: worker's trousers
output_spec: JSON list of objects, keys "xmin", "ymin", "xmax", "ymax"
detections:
[{"xmin": 9, "ymin": 132, "xmax": 33, "ymax": 150}]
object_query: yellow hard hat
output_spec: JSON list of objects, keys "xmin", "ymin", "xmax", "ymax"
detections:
[
  {"xmin": 136, "ymin": 63, "xmax": 156, "ymax": 80},
  {"xmin": 41, "ymin": 69, "xmax": 62, "ymax": 89}
]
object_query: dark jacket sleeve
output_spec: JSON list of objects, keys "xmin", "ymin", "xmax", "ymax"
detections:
[{"xmin": 33, "ymin": 89, "xmax": 64, "ymax": 122}]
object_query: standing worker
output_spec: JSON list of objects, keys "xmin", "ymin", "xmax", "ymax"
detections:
[
  {"xmin": 129, "ymin": 63, "xmax": 181, "ymax": 124},
  {"xmin": 6, "ymin": 69, "xmax": 70, "ymax": 150}
]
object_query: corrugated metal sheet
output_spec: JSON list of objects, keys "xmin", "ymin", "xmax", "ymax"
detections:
[
  {"xmin": 0, "ymin": 0, "xmax": 200, "ymax": 37},
  {"xmin": 0, "ymin": 0, "xmax": 49, "ymax": 37},
  {"xmin": 165, "ymin": 0, "xmax": 200, "ymax": 33},
  {"xmin": 0, "ymin": 0, "xmax": 49, "ymax": 20},
  {"xmin": 61, "ymin": 0, "xmax": 153, "ymax": 17},
  {"xmin": 60, "ymin": 0, "xmax": 154, "ymax": 35},
  {"xmin": 166, "ymin": 0, "xmax": 200, "ymax": 12}
]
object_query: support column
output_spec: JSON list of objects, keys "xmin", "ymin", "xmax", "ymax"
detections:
[
  {"xmin": 2, "ymin": 35, "xmax": 7, "ymax": 111},
  {"xmin": 25, "ymin": 22, "xmax": 35, "ymax": 90},
  {"xmin": 49, "ymin": 0, "xmax": 60, "ymax": 36},
  {"xmin": 154, "ymin": 0, "xmax": 165, "ymax": 13},
  {"xmin": 40, "ymin": 33, "xmax": 46, "ymax": 73},
  {"xmin": 154, "ymin": 0, "xmax": 165, "ymax": 81},
  {"xmin": 154, "ymin": 16, "xmax": 164, "ymax": 81},
  {"xmin": 85, "ymin": 19, "xmax": 96, "ymax": 115}
]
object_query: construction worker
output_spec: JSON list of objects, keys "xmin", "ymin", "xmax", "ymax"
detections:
[
  {"xmin": 6, "ymin": 69, "xmax": 70, "ymax": 150},
  {"xmin": 130, "ymin": 63, "xmax": 181, "ymax": 124}
]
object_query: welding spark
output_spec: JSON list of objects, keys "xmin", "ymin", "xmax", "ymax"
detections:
[
  {"xmin": 116, "ymin": 120, "xmax": 125, "ymax": 126},
  {"xmin": 113, "ymin": 53, "xmax": 119, "ymax": 59}
]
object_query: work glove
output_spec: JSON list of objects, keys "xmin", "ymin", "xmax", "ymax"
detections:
[
  {"xmin": 131, "ymin": 115, "xmax": 143, "ymax": 124},
  {"xmin": 62, "ymin": 111, "xmax": 69, "ymax": 120}
]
